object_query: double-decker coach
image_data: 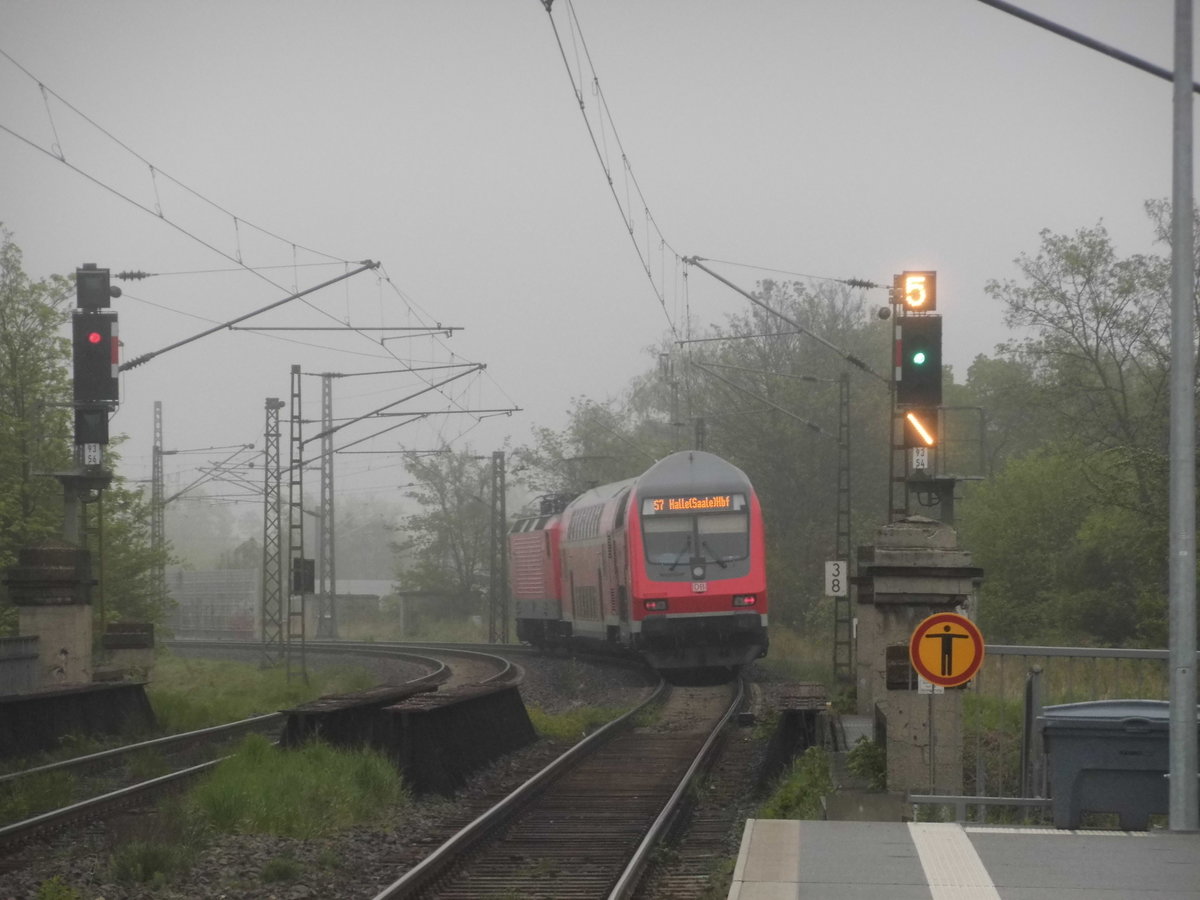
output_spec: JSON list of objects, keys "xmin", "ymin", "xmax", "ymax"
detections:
[{"xmin": 509, "ymin": 450, "xmax": 768, "ymax": 670}]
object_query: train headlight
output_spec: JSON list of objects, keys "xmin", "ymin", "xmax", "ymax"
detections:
[
  {"xmin": 644, "ymin": 598, "xmax": 668, "ymax": 612},
  {"xmin": 732, "ymin": 594, "xmax": 757, "ymax": 607}
]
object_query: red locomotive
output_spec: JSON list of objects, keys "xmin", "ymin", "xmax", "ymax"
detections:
[{"xmin": 508, "ymin": 450, "xmax": 768, "ymax": 670}]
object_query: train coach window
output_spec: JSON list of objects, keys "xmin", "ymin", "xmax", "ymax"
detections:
[{"xmin": 697, "ymin": 514, "xmax": 749, "ymax": 562}]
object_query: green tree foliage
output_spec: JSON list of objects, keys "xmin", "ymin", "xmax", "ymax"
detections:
[
  {"xmin": 960, "ymin": 448, "xmax": 1165, "ymax": 646},
  {"xmin": 91, "ymin": 473, "xmax": 173, "ymax": 626},
  {"xmin": 0, "ymin": 229, "xmax": 171, "ymax": 629},
  {"xmin": 516, "ymin": 394, "xmax": 666, "ymax": 502},
  {"xmin": 0, "ymin": 226, "xmax": 74, "ymax": 574},
  {"xmin": 983, "ymin": 220, "xmax": 1172, "ymax": 509},
  {"xmin": 398, "ymin": 449, "xmax": 494, "ymax": 619},
  {"xmin": 960, "ymin": 208, "xmax": 1191, "ymax": 646}
]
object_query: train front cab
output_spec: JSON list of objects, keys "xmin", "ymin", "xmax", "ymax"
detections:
[{"xmin": 626, "ymin": 454, "xmax": 768, "ymax": 669}]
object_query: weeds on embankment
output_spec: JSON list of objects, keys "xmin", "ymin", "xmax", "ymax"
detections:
[{"xmin": 147, "ymin": 654, "xmax": 378, "ymax": 732}]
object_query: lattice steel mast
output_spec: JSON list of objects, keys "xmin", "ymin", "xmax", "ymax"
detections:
[
  {"xmin": 260, "ymin": 397, "xmax": 285, "ymax": 666},
  {"xmin": 286, "ymin": 366, "xmax": 307, "ymax": 681},
  {"xmin": 151, "ymin": 401, "xmax": 166, "ymax": 614},
  {"xmin": 317, "ymin": 373, "xmax": 337, "ymax": 638}
]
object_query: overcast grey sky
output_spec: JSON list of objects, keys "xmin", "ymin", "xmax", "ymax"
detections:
[{"xmin": 0, "ymin": 0, "xmax": 1193, "ymax": 504}]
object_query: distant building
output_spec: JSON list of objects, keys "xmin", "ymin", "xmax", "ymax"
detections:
[
  {"xmin": 166, "ymin": 569, "xmax": 258, "ymax": 640},
  {"xmin": 166, "ymin": 571, "xmax": 410, "ymax": 641}
]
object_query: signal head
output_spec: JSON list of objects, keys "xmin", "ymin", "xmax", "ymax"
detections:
[
  {"xmin": 896, "ymin": 315, "xmax": 942, "ymax": 407},
  {"xmin": 75, "ymin": 264, "xmax": 120, "ymax": 309},
  {"xmin": 894, "ymin": 270, "xmax": 937, "ymax": 311},
  {"xmin": 903, "ymin": 409, "xmax": 938, "ymax": 448}
]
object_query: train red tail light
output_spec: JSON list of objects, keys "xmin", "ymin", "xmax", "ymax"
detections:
[
  {"xmin": 644, "ymin": 599, "xmax": 668, "ymax": 612},
  {"xmin": 732, "ymin": 594, "xmax": 757, "ymax": 607}
]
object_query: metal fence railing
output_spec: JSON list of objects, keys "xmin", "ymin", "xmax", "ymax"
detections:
[{"xmin": 912, "ymin": 644, "xmax": 1200, "ymax": 824}]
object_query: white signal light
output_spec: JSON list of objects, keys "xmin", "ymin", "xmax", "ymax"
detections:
[{"xmin": 905, "ymin": 411, "xmax": 936, "ymax": 447}]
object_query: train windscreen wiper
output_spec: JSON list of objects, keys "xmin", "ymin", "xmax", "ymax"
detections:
[
  {"xmin": 667, "ymin": 539, "xmax": 693, "ymax": 571},
  {"xmin": 702, "ymin": 541, "xmax": 728, "ymax": 568}
]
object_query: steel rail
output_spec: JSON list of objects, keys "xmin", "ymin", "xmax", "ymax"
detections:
[
  {"xmin": 1, "ymin": 643, "xmax": 458, "ymax": 848},
  {"xmin": 371, "ymin": 676, "xmax": 670, "ymax": 900},
  {"xmin": 0, "ymin": 640, "xmax": 452, "ymax": 790},
  {"xmin": 608, "ymin": 675, "xmax": 746, "ymax": 899},
  {"xmin": 0, "ymin": 756, "xmax": 224, "ymax": 846},
  {"xmin": 0, "ymin": 712, "xmax": 282, "ymax": 787}
]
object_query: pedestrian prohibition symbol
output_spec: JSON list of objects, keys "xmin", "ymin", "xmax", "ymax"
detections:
[{"xmin": 908, "ymin": 612, "xmax": 985, "ymax": 688}]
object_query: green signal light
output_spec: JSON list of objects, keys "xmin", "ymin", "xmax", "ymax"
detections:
[{"xmin": 912, "ymin": 350, "xmax": 927, "ymax": 366}]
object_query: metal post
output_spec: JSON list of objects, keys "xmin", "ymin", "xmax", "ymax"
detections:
[
  {"xmin": 317, "ymin": 374, "xmax": 337, "ymax": 638},
  {"xmin": 62, "ymin": 482, "xmax": 83, "ymax": 545},
  {"xmin": 1021, "ymin": 667, "xmax": 1044, "ymax": 798},
  {"xmin": 1168, "ymin": 0, "xmax": 1198, "ymax": 833},
  {"xmin": 261, "ymin": 398, "xmax": 285, "ymax": 666},
  {"xmin": 489, "ymin": 450, "xmax": 508, "ymax": 643},
  {"xmin": 833, "ymin": 372, "xmax": 854, "ymax": 684},
  {"xmin": 151, "ymin": 402, "xmax": 165, "ymax": 614},
  {"xmin": 287, "ymin": 366, "xmax": 307, "ymax": 682},
  {"xmin": 499, "ymin": 453, "xmax": 508, "ymax": 642}
]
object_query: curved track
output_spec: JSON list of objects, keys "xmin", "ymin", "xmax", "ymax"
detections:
[
  {"xmin": 0, "ymin": 642, "xmax": 498, "ymax": 853},
  {"xmin": 374, "ymin": 676, "xmax": 743, "ymax": 900}
]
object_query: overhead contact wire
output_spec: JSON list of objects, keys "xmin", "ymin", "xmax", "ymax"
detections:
[{"xmin": 543, "ymin": 1, "xmax": 680, "ymax": 341}]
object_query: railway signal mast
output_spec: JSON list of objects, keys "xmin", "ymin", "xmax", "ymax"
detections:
[
  {"xmin": 890, "ymin": 270, "xmax": 955, "ymax": 522},
  {"xmin": 61, "ymin": 264, "xmax": 121, "ymax": 541}
]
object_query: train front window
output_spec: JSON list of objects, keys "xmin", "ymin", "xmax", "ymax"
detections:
[
  {"xmin": 697, "ymin": 513, "xmax": 749, "ymax": 563},
  {"xmin": 643, "ymin": 516, "xmax": 694, "ymax": 565},
  {"xmin": 642, "ymin": 510, "xmax": 749, "ymax": 571}
]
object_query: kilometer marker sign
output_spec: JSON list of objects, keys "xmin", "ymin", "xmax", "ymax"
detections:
[{"xmin": 908, "ymin": 612, "xmax": 985, "ymax": 688}]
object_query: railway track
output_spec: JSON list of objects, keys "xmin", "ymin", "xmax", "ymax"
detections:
[
  {"xmin": 0, "ymin": 644, "xmax": 498, "ymax": 854},
  {"xmin": 166, "ymin": 639, "xmax": 520, "ymax": 689},
  {"xmin": 374, "ymin": 675, "xmax": 744, "ymax": 900}
]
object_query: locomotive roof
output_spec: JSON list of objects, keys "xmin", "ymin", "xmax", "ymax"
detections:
[{"xmin": 635, "ymin": 450, "xmax": 752, "ymax": 496}]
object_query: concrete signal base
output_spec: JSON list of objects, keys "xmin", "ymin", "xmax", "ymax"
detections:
[
  {"xmin": 854, "ymin": 516, "xmax": 984, "ymax": 796},
  {"xmin": 4, "ymin": 540, "xmax": 96, "ymax": 687}
]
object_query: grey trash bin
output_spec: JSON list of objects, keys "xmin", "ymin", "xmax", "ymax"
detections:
[{"xmin": 1038, "ymin": 699, "xmax": 1199, "ymax": 830}]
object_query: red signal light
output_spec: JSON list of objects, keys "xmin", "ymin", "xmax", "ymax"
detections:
[
  {"xmin": 87, "ymin": 331, "xmax": 103, "ymax": 344},
  {"xmin": 733, "ymin": 594, "xmax": 757, "ymax": 607}
]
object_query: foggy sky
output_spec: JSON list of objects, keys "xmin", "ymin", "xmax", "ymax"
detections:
[{"xmin": 0, "ymin": 0, "xmax": 1192, "ymax": 504}]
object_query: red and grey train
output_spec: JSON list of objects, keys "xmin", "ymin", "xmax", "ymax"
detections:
[{"xmin": 508, "ymin": 450, "xmax": 768, "ymax": 670}]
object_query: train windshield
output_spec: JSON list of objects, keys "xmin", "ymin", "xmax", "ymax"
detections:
[
  {"xmin": 641, "ymin": 510, "xmax": 749, "ymax": 567},
  {"xmin": 697, "ymin": 513, "xmax": 750, "ymax": 561}
]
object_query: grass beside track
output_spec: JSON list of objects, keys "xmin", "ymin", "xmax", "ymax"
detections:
[
  {"xmin": 148, "ymin": 654, "xmax": 379, "ymax": 733},
  {"xmin": 100, "ymin": 734, "xmax": 407, "ymax": 890},
  {"xmin": 34, "ymin": 653, "xmax": 639, "ymax": 892},
  {"xmin": 189, "ymin": 733, "xmax": 408, "ymax": 838},
  {"xmin": 526, "ymin": 704, "xmax": 636, "ymax": 739}
]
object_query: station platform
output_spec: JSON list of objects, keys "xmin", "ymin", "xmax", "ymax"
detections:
[{"xmin": 728, "ymin": 819, "xmax": 1200, "ymax": 899}]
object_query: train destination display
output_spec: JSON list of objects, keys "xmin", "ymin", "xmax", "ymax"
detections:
[{"xmin": 642, "ymin": 493, "xmax": 746, "ymax": 515}]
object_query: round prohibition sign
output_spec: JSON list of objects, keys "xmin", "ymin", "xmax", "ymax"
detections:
[{"xmin": 908, "ymin": 612, "xmax": 985, "ymax": 688}]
